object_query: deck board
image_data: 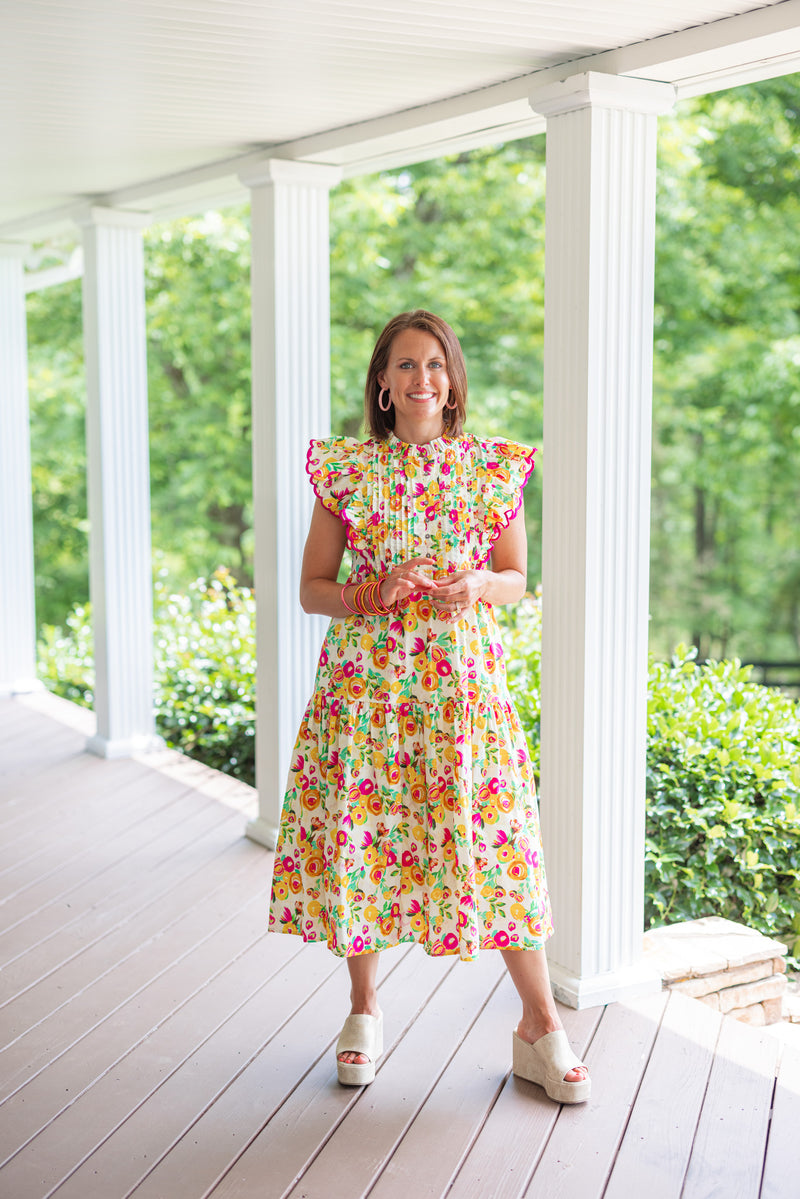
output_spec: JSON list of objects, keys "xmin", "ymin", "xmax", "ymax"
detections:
[
  {"xmin": 0, "ymin": 779, "xmax": 243, "ymax": 968},
  {"xmin": 183, "ymin": 946, "xmax": 452, "ymax": 1199},
  {"xmin": 446, "ymin": 1003, "xmax": 603, "ymax": 1199},
  {"xmin": 365, "ymin": 968, "xmax": 521, "ymax": 1199},
  {"xmin": 1, "ymin": 840, "xmax": 271, "ymax": 1101},
  {"xmin": 603, "ymin": 990, "xmax": 721, "ymax": 1199},
  {"xmin": 0, "ymin": 884, "xmax": 274, "ymax": 1175},
  {"xmin": 760, "ymin": 1042, "xmax": 800, "ymax": 1199},
  {"xmin": 681, "ymin": 1011, "xmax": 780, "ymax": 1199},
  {"xmin": 0, "ymin": 694, "xmax": 793, "ymax": 1199},
  {"xmin": 522, "ymin": 991, "xmax": 669, "ymax": 1199},
  {"xmin": 279, "ymin": 951, "xmax": 506, "ymax": 1199},
  {"xmin": 47, "ymin": 935, "xmax": 310, "ymax": 1199}
]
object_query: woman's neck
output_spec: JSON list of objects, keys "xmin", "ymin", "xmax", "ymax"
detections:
[{"xmin": 391, "ymin": 415, "xmax": 447, "ymax": 445}]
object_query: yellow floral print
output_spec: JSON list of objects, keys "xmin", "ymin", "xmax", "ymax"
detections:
[{"xmin": 268, "ymin": 432, "xmax": 553, "ymax": 960}]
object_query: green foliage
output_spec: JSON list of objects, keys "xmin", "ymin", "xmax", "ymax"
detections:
[
  {"xmin": 26, "ymin": 274, "xmax": 88, "ymax": 628},
  {"xmin": 38, "ymin": 584, "xmax": 800, "ymax": 960},
  {"xmin": 145, "ymin": 213, "xmax": 254, "ymax": 587},
  {"xmin": 646, "ymin": 644, "xmax": 800, "ymax": 961},
  {"xmin": 651, "ymin": 77, "xmax": 800, "ymax": 660},
  {"xmin": 25, "ymin": 75, "xmax": 800, "ymax": 661},
  {"xmin": 151, "ymin": 568, "xmax": 256, "ymax": 783},
  {"xmin": 496, "ymin": 589, "xmax": 542, "ymax": 780},
  {"xmin": 499, "ymin": 607, "xmax": 800, "ymax": 962},
  {"xmin": 38, "ymin": 570, "xmax": 257, "ymax": 786},
  {"xmin": 37, "ymin": 604, "xmax": 94, "ymax": 706}
]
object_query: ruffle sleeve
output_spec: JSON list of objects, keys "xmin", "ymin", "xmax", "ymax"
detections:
[
  {"xmin": 305, "ymin": 436, "xmax": 365, "ymax": 524},
  {"xmin": 475, "ymin": 438, "xmax": 536, "ymax": 558}
]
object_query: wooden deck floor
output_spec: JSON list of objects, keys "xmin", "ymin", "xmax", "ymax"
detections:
[{"xmin": 1, "ymin": 691, "xmax": 798, "ymax": 1199}]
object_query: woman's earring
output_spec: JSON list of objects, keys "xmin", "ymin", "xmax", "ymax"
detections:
[
  {"xmin": 378, "ymin": 387, "xmax": 392, "ymax": 412},
  {"xmin": 445, "ymin": 391, "xmax": 458, "ymax": 410}
]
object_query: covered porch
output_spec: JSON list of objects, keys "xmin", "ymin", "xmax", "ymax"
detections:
[
  {"xmin": 3, "ymin": 1, "xmax": 800, "ymax": 1024},
  {"xmin": 1, "ymin": 692, "xmax": 797, "ymax": 1199}
]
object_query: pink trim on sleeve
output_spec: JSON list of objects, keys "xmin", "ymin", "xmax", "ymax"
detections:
[
  {"xmin": 305, "ymin": 438, "xmax": 358, "ymax": 551},
  {"xmin": 478, "ymin": 445, "xmax": 536, "ymax": 567}
]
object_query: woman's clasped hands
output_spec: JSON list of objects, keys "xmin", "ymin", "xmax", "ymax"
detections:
[{"xmin": 379, "ymin": 557, "xmax": 485, "ymax": 623}]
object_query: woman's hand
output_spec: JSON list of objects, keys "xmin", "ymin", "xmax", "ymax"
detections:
[
  {"xmin": 428, "ymin": 569, "xmax": 487, "ymax": 623},
  {"xmin": 379, "ymin": 557, "xmax": 440, "ymax": 610}
]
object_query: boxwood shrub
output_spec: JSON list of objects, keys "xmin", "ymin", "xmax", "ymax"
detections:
[{"xmin": 38, "ymin": 580, "xmax": 800, "ymax": 962}]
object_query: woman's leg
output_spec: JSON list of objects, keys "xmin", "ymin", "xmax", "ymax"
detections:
[
  {"xmin": 338, "ymin": 951, "xmax": 381, "ymax": 1065},
  {"xmin": 501, "ymin": 948, "xmax": 588, "ymax": 1083}
]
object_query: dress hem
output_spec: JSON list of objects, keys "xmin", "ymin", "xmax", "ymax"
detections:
[{"xmin": 268, "ymin": 922, "xmax": 554, "ymax": 962}]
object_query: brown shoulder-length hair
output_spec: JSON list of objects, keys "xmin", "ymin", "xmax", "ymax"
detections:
[{"xmin": 364, "ymin": 310, "xmax": 468, "ymax": 439}]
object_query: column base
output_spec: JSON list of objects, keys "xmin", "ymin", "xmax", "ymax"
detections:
[
  {"xmin": 245, "ymin": 816, "xmax": 278, "ymax": 850},
  {"xmin": 86, "ymin": 732, "xmax": 165, "ymax": 759},
  {"xmin": 548, "ymin": 956, "xmax": 663, "ymax": 1010},
  {"xmin": 0, "ymin": 677, "xmax": 45, "ymax": 697}
]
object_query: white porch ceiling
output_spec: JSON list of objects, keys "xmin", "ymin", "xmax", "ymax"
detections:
[{"xmin": 2, "ymin": 0, "xmax": 800, "ymax": 237}]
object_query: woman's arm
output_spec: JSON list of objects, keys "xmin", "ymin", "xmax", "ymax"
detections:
[
  {"xmin": 298, "ymin": 500, "xmax": 350, "ymax": 617},
  {"xmin": 482, "ymin": 502, "xmax": 528, "ymax": 604}
]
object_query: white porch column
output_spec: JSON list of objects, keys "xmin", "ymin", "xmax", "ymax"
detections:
[
  {"xmin": 239, "ymin": 159, "xmax": 342, "ymax": 849},
  {"xmin": 0, "ymin": 243, "xmax": 41, "ymax": 695},
  {"xmin": 530, "ymin": 73, "xmax": 674, "ymax": 1007},
  {"xmin": 77, "ymin": 207, "xmax": 160, "ymax": 757}
]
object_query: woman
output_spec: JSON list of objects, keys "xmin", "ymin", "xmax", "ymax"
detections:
[{"xmin": 268, "ymin": 310, "xmax": 590, "ymax": 1104}]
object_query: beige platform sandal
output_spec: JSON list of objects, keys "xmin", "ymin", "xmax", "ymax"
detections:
[
  {"xmin": 336, "ymin": 1011, "xmax": 384, "ymax": 1086},
  {"xmin": 512, "ymin": 1029, "xmax": 591, "ymax": 1104}
]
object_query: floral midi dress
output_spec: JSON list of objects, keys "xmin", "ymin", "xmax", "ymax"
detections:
[{"xmin": 267, "ymin": 432, "xmax": 553, "ymax": 961}]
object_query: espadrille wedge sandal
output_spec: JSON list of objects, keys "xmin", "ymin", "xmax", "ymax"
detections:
[
  {"xmin": 336, "ymin": 1011, "xmax": 384, "ymax": 1086},
  {"xmin": 512, "ymin": 1029, "xmax": 591, "ymax": 1104}
]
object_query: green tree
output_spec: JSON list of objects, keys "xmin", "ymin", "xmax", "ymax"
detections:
[
  {"xmin": 145, "ymin": 212, "xmax": 254, "ymax": 585},
  {"xmin": 650, "ymin": 76, "xmax": 800, "ymax": 660},
  {"xmin": 26, "ymin": 273, "xmax": 87, "ymax": 629},
  {"xmin": 26, "ymin": 77, "xmax": 800, "ymax": 663}
]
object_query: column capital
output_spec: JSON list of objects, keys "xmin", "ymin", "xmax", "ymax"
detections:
[
  {"xmin": 530, "ymin": 71, "xmax": 675, "ymax": 119},
  {"xmin": 74, "ymin": 205, "xmax": 149, "ymax": 231},
  {"xmin": 238, "ymin": 158, "xmax": 342, "ymax": 191}
]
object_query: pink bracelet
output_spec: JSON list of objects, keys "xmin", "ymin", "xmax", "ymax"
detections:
[{"xmin": 341, "ymin": 583, "xmax": 358, "ymax": 615}]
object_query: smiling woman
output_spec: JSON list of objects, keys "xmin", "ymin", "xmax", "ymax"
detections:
[
  {"xmin": 364, "ymin": 309, "xmax": 469, "ymax": 442},
  {"xmin": 267, "ymin": 308, "xmax": 591, "ymax": 1103}
]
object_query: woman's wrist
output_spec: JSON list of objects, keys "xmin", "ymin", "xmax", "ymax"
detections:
[
  {"xmin": 340, "ymin": 582, "xmax": 358, "ymax": 614},
  {"xmin": 481, "ymin": 567, "xmax": 525, "ymax": 606}
]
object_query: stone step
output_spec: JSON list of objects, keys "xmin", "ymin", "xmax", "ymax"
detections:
[{"xmin": 643, "ymin": 916, "xmax": 790, "ymax": 1027}]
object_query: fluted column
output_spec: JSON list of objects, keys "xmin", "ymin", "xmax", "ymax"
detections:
[
  {"xmin": 530, "ymin": 73, "xmax": 674, "ymax": 1007},
  {"xmin": 0, "ymin": 243, "xmax": 41, "ymax": 696},
  {"xmin": 239, "ymin": 160, "xmax": 342, "ymax": 848},
  {"xmin": 78, "ymin": 207, "xmax": 160, "ymax": 756}
]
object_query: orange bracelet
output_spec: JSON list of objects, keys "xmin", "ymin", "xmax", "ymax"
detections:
[{"xmin": 349, "ymin": 577, "xmax": 389, "ymax": 615}]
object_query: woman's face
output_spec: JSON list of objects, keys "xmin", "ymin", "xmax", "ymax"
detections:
[{"xmin": 378, "ymin": 329, "xmax": 451, "ymax": 429}]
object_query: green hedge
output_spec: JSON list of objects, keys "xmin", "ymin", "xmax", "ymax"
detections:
[
  {"xmin": 39, "ymin": 569, "xmax": 256, "ymax": 784},
  {"xmin": 38, "ymin": 580, "xmax": 800, "ymax": 962},
  {"xmin": 500, "ymin": 600, "xmax": 800, "ymax": 962},
  {"xmin": 644, "ymin": 645, "xmax": 800, "ymax": 960}
]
